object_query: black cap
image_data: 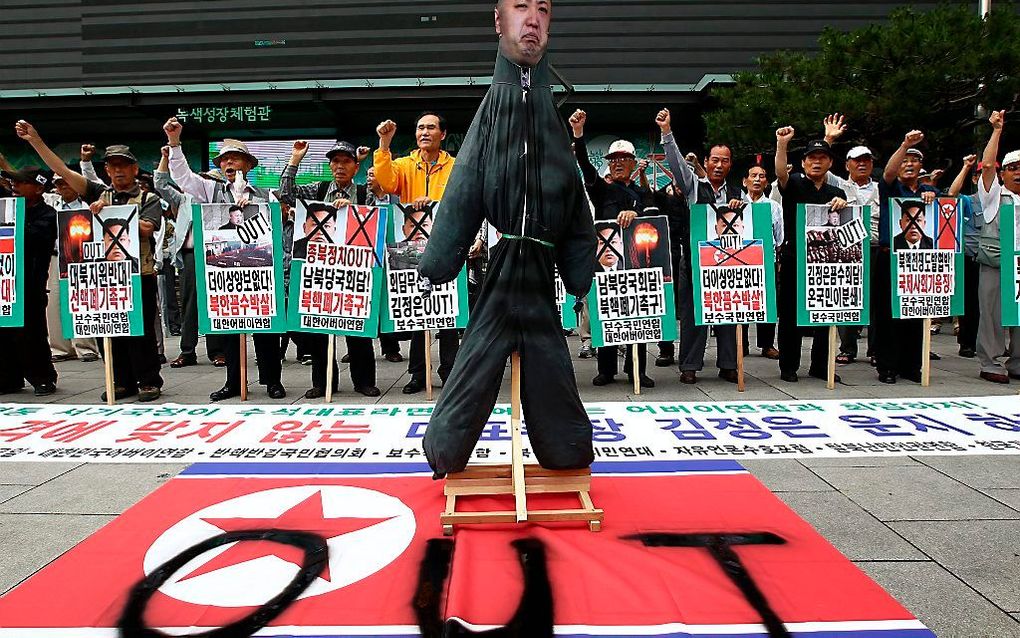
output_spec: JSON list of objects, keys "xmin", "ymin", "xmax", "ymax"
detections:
[
  {"xmin": 899, "ymin": 199, "xmax": 926, "ymax": 215},
  {"xmin": 103, "ymin": 144, "xmax": 138, "ymax": 163},
  {"xmin": 1, "ymin": 166, "xmax": 51, "ymax": 189},
  {"xmin": 326, "ymin": 141, "xmax": 358, "ymax": 161},
  {"xmin": 803, "ymin": 139, "xmax": 834, "ymax": 159}
]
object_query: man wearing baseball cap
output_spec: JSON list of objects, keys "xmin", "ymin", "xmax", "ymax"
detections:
[
  {"xmin": 15, "ymin": 121, "xmax": 165, "ymax": 401},
  {"xmin": 873, "ymin": 129, "xmax": 939, "ymax": 384},
  {"xmin": 570, "ymin": 110, "xmax": 654, "ymax": 389},
  {"xmin": 279, "ymin": 139, "xmax": 382, "ymax": 399},
  {"xmin": 974, "ymin": 110, "xmax": 1020, "ymax": 383},
  {"xmin": 0, "ymin": 166, "xmax": 59, "ymax": 396}
]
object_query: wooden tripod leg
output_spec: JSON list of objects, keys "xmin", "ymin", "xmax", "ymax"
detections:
[
  {"xmin": 510, "ymin": 351, "xmax": 527, "ymax": 523},
  {"xmin": 103, "ymin": 337, "xmax": 115, "ymax": 406},
  {"xmin": 425, "ymin": 331, "xmax": 433, "ymax": 401}
]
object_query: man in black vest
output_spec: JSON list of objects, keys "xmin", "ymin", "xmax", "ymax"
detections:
[
  {"xmin": 280, "ymin": 140, "xmax": 381, "ymax": 398},
  {"xmin": 656, "ymin": 109, "xmax": 744, "ymax": 384},
  {"xmin": 571, "ymin": 110, "xmax": 654, "ymax": 388}
]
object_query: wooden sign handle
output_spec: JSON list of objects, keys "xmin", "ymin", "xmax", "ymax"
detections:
[
  {"xmin": 827, "ymin": 325, "xmax": 837, "ymax": 390},
  {"xmin": 424, "ymin": 331, "xmax": 434, "ymax": 401},
  {"xmin": 632, "ymin": 343, "xmax": 640, "ymax": 395},
  {"xmin": 922, "ymin": 318, "xmax": 932, "ymax": 387},
  {"xmin": 239, "ymin": 334, "xmax": 248, "ymax": 402},
  {"xmin": 736, "ymin": 325, "xmax": 745, "ymax": 392},
  {"xmin": 325, "ymin": 335, "xmax": 335, "ymax": 403},
  {"xmin": 103, "ymin": 337, "xmax": 114, "ymax": 406}
]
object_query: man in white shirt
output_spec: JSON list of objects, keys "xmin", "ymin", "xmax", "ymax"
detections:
[
  {"xmin": 974, "ymin": 109, "xmax": 1020, "ymax": 383},
  {"xmin": 741, "ymin": 164, "xmax": 784, "ymax": 359}
]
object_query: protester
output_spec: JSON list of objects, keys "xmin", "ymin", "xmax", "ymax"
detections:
[
  {"xmin": 17, "ymin": 121, "xmax": 164, "ymax": 401},
  {"xmin": 946, "ymin": 154, "xmax": 982, "ymax": 359},
  {"xmin": 873, "ymin": 130, "xmax": 938, "ymax": 383},
  {"xmin": 373, "ymin": 112, "xmax": 459, "ymax": 393},
  {"xmin": 974, "ymin": 110, "xmax": 1020, "ymax": 383},
  {"xmin": 741, "ymin": 163, "xmax": 784, "ymax": 360},
  {"xmin": 164, "ymin": 117, "xmax": 285, "ymax": 401},
  {"xmin": 0, "ymin": 166, "xmax": 58, "ymax": 395},
  {"xmin": 280, "ymin": 139, "xmax": 381, "ymax": 398},
  {"xmin": 571, "ymin": 109, "xmax": 654, "ymax": 388},
  {"xmin": 774, "ymin": 127, "xmax": 848, "ymax": 382},
  {"xmin": 656, "ymin": 108, "xmax": 743, "ymax": 383}
]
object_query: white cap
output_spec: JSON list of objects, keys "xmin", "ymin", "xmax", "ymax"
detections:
[
  {"xmin": 846, "ymin": 146, "xmax": 873, "ymax": 160},
  {"xmin": 1003, "ymin": 150, "xmax": 1020, "ymax": 167},
  {"xmin": 905, "ymin": 148, "xmax": 924, "ymax": 161},
  {"xmin": 604, "ymin": 140, "xmax": 636, "ymax": 159}
]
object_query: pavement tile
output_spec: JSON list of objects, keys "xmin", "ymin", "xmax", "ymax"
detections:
[
  {"xmin": 809, "ymin": 465, "xmax": 1019, "ymax": 521},
  {"xmin": 890, "ymin": 520, "xmax": 1020, "ymax": 612},
  {"xmin": 0, "ymin": 462, "xmax": 82, "ymax": 486},
  {"xmin": 0, "ymin": 464, "xmax": 184, "ymax": 515},
  {"xmin": 777, "ymin": 491, "xmax": 925, "ymax": 560},
  {"xmin": 984, "ymin": 489, "xmax": 1020, "ymax": 511},
  {"xmin": 0, "ymin": 485, "xmax": 31, "ymax": 503},
  {"xmin": 858, "ymin": 560, "xmax": 1020, "ymax": 637},
  {"xmin": 739, "ymin": 460, "xmax": 834, "ymax": 492},
  {"xmin": 918, "ymin": 456, "xmax": 1020, "ymax": 489},
  {"xmin": 0, "ymin": 513, "xmax": 116, "ymax": 594}
]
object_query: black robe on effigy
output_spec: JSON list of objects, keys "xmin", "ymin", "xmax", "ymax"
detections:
[{"xmin": 418, "ymin": 50, "xmax": 597, "ymax": 478}]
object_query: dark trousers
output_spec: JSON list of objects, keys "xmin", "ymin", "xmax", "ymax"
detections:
[
  {"xmin": 777, "ymin": 254, "xmax": 828, "ymax": 375},
  {"xmin": 0, "ymin": 293, "xmax": 56, "ymax": 390},
  {"xmin": 740, "ymin": 323, "xmax": 776, "ymax": 352},
  {"xmin": 597, "ymin": 343, "xmax": 646, "ymax": 377},
  {"xmin": 179, "ymin": 251, "xmax": 226, "ymax": 360},
  {"xmin": 108, "ymin": 274, "xmax": 163, "ymax": 390},
  {"xmin": 308, "ymin": 334, "xmax": 375, "ymax": 389},
  {"xmin": 873, "ymin": 249, "xmax": 924, "ymax": 378},
  {"xmin": 958, "ymin": 254, "xmax": 981, "ymax": 351},
  {"xmin": 409, "ymin": 329, "xmax": 459, "ymax": 381},
  {"xmin": 379, "ymin": 332, "xmax": 401, "ymax": 356},
  {"xmin": 159, "ymin": 257, "xmax": 181, "ymax": 333},
  {"xmin": 224, "ymin": 332, "xmax": 282, "ymax": 391}
]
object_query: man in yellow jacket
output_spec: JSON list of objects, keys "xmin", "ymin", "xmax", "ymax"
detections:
[{"xmin": 374, "ymin": 112, "xmax": 460, "ymax": 394}]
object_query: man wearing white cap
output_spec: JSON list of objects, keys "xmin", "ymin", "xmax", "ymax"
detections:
[{"xmin": 974, "ymin": 110, "xmax": 1020, "ymax": 384}]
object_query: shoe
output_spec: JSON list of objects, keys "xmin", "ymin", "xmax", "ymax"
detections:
[
  {"xmin": 679, "ymin": 371, "xmax": 697, "ymax": 384},
  {"xmin": 930, "ymin": 323, "xmax": 942, "ymax": 335},
  {"xmin": 101, "ymin": 386, "xmax": 137, "ymax": 401},
  {"xmin": 901, "ymin": 371, "xmax": 923, "ymax": 383},
  {"xmin": 592, "ymin": 374, "xmax": 615, "ymax": 386},
  {"xmin": 959, "ymin": 347, "xmax": 976, "ymax": 358},
  {"xmin": 718, "ymin": 369, "xmax": 738, "ymax": 383},
  {"xmin": 878, "ymin": 372, "xmax": 897, "ymax": 384},
  {"xmin": 385, "ymin": 352, "xmax": 403, "ymax": 363},
  {"xmin": 355, "ymin": 385, "xmax": 381, "ymax": 397},
  {"xmin": 780, "ymin": 372, "xmax": 799, "ymax": 383},
  {"xmin": 50, "ymin": 353, "xmax": 76, "ymax": 362},
  {"xmin": 138, "ymin": 386, "xmax": 161, "ymax": 402},
  {"xmin": 210, "ymin": 386, "xmax": 240, "ymax": 402},
  {"xmin": 169, "ymin": 329, "xmax": 182, "ymax": 337},
  {"xmin": 761, "ymin": 347, "xmax": 780, "ymax": 360},
  {"xmin": 835, "ymin": 353, "xmax": 854, "ymax": 365},
  {"xmin": 403, "ymin": 377, "xmax": 425, "ymax": 394},
  {"xmin": 578, "ymin": 343, "xmax": 594, "ymax": 359},
  {"xmin": 299, "ymin": 355, "xmax": 314, "ymax": 366},
  {"xmin": 628, "ymin": 375, "xmax": 655, "ymax": 388},
  {"xmin": 929, "ymin": 352, "xmax": 941, "ymax": 361},
  {"xmin": 33, "ymin": 382, "xmax": 56, "ymax": 397},
  {"xmin": 81, "ymin": 353, "xmax": 99, "ymax": 363},
  {"xmin": 170, "ymin": 355, "xmax": 198, "ymax": 368},
  {"xmin": 157, "ymin": 355, "xmax": 167, "ymax": 365},
  {"xmin": 304, "ymin": 387, "xmax": 325, "ymax": 399},
  {"xmin": 809, "ymin": 370, "xmax": 840, "ymax": 384},
  {"xmin": 655, "ymin": 354, "xmax": 675, "ymax": 367},
  {"xmin": 869, "ymin": 357, "xmax": 877, "ymax": 367},
  {"xmin": 211, "ymin": 355, "xmax": 227, "ymax": 367},
  {"xmin": 341, "ymin": 353, "xmax": 351, "ymax": 364},
  {"xmin": 980, "ymin": 371, "xmax": 1010, "ymax": 384},
  {"xmin": 1010, "ymin": 372, "xmax": 1020, "ymax": 381},
  {"xmin": 267, "ymin": 383, "xmax": 287, "ymax": 399}
]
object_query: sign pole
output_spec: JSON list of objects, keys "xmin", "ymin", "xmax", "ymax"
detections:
[
  {"xmin": 325, "ymin": 335, "xmax": 335, "ymax": 403},
  {"xmin": 510, "ymin": 351, "xmax": 527, "ymax": 522},
  {"xmin": 239, "ymin": 334, "xmax": 248, "ymax": 402},
  {"xmin": 103, "ymin": 337, "xmax": 115, "ymax": 406},
  {"xmin": 922, "ymin": 318, "xmax": 932, "ymax": 387},
  {"xmin": 631, "ymin": 343, "xmax": 640, "ymax": 395},
  {"xmin": 736, "ymin": 325, "xmax": 746, "ymax": 392},
  {"xmin": 425, "ymin": 331, "xmax": 434, "ymax": 401},
  {"xmin": 827, "ymin": 325, "xmax": 837, "ymax": 390}
]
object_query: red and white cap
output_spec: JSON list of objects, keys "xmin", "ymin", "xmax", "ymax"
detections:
[{"xmin": 604, "ymin": 140, "xmax": 636, "ymax": 159}]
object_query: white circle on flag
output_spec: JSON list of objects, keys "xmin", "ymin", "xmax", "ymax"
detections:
[{"xmin": 143, "ymin": 485, "xmax": 416, "ymax": 607}]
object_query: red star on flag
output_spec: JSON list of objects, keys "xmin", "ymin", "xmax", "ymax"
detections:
[{"xmin": 179, "ymin": 491, "xmax": 394, "ymax": 583}]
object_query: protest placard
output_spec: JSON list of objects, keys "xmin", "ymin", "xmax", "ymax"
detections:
[
  {"xmin": 797, "ymin": 203, "xmax": 871, "ymax": 326},
  {"xmin": 0, "ymin": 198, "xmax": 24, "ymax": 327}
]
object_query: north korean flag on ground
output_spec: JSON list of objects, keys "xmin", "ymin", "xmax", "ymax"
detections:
[{"xmin": 0, "ymin": 460, "xmax": 935, "ymax": 637}]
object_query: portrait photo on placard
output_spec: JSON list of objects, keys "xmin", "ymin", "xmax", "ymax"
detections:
[
  {"xmin": 805, "ymin": 204, "xmax": 864, "ymax": 264},
  {"xmin": 595, "ymin": 221, "xmax": 624, "ymax": 271},
  {"xmin": 393, "ymin": 201, "xmax": 435, "ymax": 244},
  {"xmin": 58, "ymin": 207, "xmax": 139, "ymax": 276},
  {"xmin": 293, "ymin": 200, "xmax": 338, "ymax": 260}
]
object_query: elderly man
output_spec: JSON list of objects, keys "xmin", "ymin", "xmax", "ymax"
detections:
[
  {"xmin": 164, "ymin": 117, "xmax": 285, "ymax": 401},
  {"xmin": 741, "ymin": 164, "xmax": 784, "ymax": 360},
  {"xmin": 974, "ymin": 110, "xmax": 1020, "ymax": 384},
  {"xmin": 0, "ymin": 167, "xmax": 58, "ymax": 396},
  {"xmin": 571, "ymin": 112, "xmax": 654, "ymax": 388},
  {"xmin": 655, "ymin": 108, "xmax": 744, "ymax": 384},
  {"xmin": 17, "ymin": 122, "xmax": 164, "ymax": 402},
  {"xmin": 419, "ymin": 0, "xmax": 597, "ymax": 478},
  {"xmin": 374, "ymin": 113, "xmax": 459, "ymax": 394}
]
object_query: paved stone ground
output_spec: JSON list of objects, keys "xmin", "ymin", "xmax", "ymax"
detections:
[{"xmin": 1, "ymin": 328, "xmax": 1019, "ymax": 636}]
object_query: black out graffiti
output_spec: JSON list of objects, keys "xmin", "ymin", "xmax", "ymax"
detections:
[{"xmin": 118, "ymin": 532, "xmax": 790, "ymax": 638}]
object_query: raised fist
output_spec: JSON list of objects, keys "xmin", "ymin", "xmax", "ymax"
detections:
[
  {"xmin": 14, "ymin": 120, "xmax": 40, "ymax": 143},
  {"xmin": 163, "ymin": 117, "xmax": 183, "ymax": 144},
  {"xmin": 80, "ymin": 144, "xmax": 96, "ymax": 161},
  {"xmin": 568, "ymin": 109, "xmax": 586, "ymax": 137},
  {"xmin": 655, "ymin": 108, "xmax": 671, "ymax": 134},
  {"xmin": 291, "ymin": 140, "xmax": 309, "ymax": 162},
  {"xmin": 989, "ymin": 110, "xmax": 1005, "ymax": 130},
  {"xmin": 776, "ymin": 126, "xmax": 795, "ymax": 144},
  {"xmin": 376, "ymin": 120, "xmax": 397, "ymax": 147},
  {"xmin": 903, "ymin": 130, "xmax": 924, "ymax": 147}
]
